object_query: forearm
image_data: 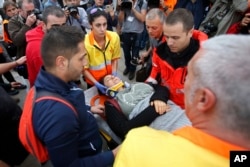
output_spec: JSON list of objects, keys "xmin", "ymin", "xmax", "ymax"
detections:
[
  {"xmin": 118, "ymin": 10, "xmax": 125, "ymax": 23},
  {"xmin": 131, "ymin": 9, "xmax": 146, "ymax": 22},
  {"xmin": 0, "ymin": 61, "xmax": 18, "ymax": 74},
  {"xmin": 83, "ymin": 70, "xmax": 98, "ymax": 85},
  {"xmin": 111, "ymin": 59, "xmax": 119, "ymax": 73},
  {"xmin": 150, "ymin": 84, "xmax": 170, "ymax": 102}
]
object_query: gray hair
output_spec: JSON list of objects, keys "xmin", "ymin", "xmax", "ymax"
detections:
[
  {"xmin": 146, "ymin": 8, "xmax": 165, "ymax": 24},
  {"xmin": 192, "ymin": 35, "xmax": 250, "ymax": 139}
]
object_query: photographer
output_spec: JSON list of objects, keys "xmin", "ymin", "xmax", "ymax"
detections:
[
  {"xmin": 8, "ymin": 0, "xmax": 41, "ymax": 79},
  {"xmin": 87, "ymin": 0, "xmax": 118, "ymax": 31},
  {"xmin": 118, "ymin": 0, "xmax": 147, "ymax": 80},
  {"xmin": 227, "ymin": 9, "xmax": 250, "ymax": 34},
  {"xmin": 199, "ymin": 0, "xmax": 248, "ymax": 37},
  {"xmin": 64, "ymin": 0, "xmax": 90, "ymax": 33},
  {"xmin": 8, "ymin": 0, "xmax": 37, "ymax": 59}
]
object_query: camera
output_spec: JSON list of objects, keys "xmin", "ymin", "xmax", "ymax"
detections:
[
  {"xmin": 65, "ymin": 6, "xmax": 79, "ymax": 16},
  {"xmin": 30, "ymin": 8, "xmax": 43, "ymax": 21},
  {"xmin": 202, "ymin": 22, "xmax": 218, "ymax": 36},
  {"xmin": 121, "ymin": 0, "xmax": 132, "ymax": 10}
]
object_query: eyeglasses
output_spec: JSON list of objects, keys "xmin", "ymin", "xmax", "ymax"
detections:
[{"xmin": 90, "ymin": 7, "xmax": 104, "ymax": 15}]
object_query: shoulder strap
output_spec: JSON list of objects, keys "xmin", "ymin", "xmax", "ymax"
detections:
[
  {"xmin": 36, "ymin": 89, "xmax": 77, "ymax": 116},
  {"xmin": 19, "ymin": 87, "xmax": 78, "ymax": 163},
  {"xmin": 19, "ymin": 87, "xmax": 49, "ymax": 163}
]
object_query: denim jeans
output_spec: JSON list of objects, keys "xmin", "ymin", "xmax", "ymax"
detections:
[{"xmin": 121, "ymin": 32, "xmax": 140, "ymax": 72}]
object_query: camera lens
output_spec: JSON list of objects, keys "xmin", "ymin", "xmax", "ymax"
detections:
[{"xmin": 69, "ymin": 7, "xmax": 78, "ymax": 15}]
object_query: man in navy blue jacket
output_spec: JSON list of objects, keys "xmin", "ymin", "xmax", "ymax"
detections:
[{"xmin": 32, "ymin": 25, "xmax": 119, "ymax": 166}]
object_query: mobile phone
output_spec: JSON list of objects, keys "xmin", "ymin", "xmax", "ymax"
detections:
[{"xmin": 105, "ymin": 5, "xmax": 113, "ymax": 12}]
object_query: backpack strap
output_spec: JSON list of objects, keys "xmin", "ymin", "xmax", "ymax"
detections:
[
  {"xmin": 36, "ymin": 89, "xmax": 77, "ymax": 116},
  {"xmin": 19, "ymin": 87, "xmax": 78, "ymax": 163},
  {"xmin": 19, "ymin": 87, "xmax": 49, "ymax": 163}
]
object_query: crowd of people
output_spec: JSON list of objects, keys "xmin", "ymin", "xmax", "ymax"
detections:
[{"xmin": 0, "ymin": 0, "xmax": 250, "ymax": 166}]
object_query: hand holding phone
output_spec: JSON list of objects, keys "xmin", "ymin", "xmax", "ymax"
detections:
[{"xmin": 105, "ymin": 4, "xmax": 113, "ymax": 12}]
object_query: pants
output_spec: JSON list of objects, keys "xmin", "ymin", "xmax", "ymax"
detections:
[
  {"xmin": 121, "ymin": 32, "xmax": 141, "ymax": 72},
  {"xmin": 105, "ymin": 101, "xmax": 159, "ymax": 140}
]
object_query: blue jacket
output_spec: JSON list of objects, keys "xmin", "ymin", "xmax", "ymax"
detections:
[{"xmin": 33, "ymin": 68, "xmax": 114, "ymax": 167}]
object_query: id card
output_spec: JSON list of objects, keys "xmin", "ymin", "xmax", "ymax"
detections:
[{"xmin": 127, "ymin": 16, "xmax": 134, "ymax": 22}]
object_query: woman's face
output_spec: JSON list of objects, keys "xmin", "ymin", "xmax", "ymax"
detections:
[
  {"xmin": 104, "ymin": 75, "xmax": 122, "ymax": 88},
  {"xmin": 91, "ymin": 15, "xmax": 107, "ymax": 38},
  {"xmin": 5, "ymin": 5, "xmax": 18, "ymax": 17}
]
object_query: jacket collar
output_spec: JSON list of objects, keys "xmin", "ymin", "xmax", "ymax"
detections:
[
  {"xmin": 35, "ymin": 67, "xmax": 77, "ymax": 94},
  {"xmin": 173, "ymin": 126, "xmax": 247, "ymax": 158}
]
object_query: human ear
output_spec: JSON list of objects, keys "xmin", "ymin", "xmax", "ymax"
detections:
[
  {"xmin": 56, "ymin": 56, "xmax": 68, "ymax": 69},
  {"xmin": 188, "ymin": 27, "xmax": 194, "ymax": 38},
  {"xmin": 196, "ymin": 88, "xmax": 216, "ymax": 113}
]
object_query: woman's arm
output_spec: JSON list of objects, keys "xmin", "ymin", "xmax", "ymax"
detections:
[{"xmin": 0, "ymin": 56, "xmax": 26, "ymax": 74}]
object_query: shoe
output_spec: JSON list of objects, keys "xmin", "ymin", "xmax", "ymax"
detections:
[
  {"xmin": 130, "ymin": 57, "xmax": 142, "ymax": 66},
  {"xmin": 123, "ymin": 68, "xmax": 129, "ymax": 75},
  {"xmin": 16, "ymin": 83, "xmax": 27, "ymax": 89},
  {"xmin": 7, "ymin": 89, "xmax": 19, "ymax": 96},
  {"xmin": 128, "ymin": 71, "xmax": 135, "ymax": 80}
]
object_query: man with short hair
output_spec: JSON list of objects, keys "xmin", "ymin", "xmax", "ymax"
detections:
[
  {"xmin": 26, "ymin": 6, "xmax": 66, "ymax": 87},
  {"xmin": 146, "ymin": 8, "xmax": 207, "ymax": 109},
  {"xmin": 8, "ymin": 0, "xmax": 36, "ymax": 59},
  {"xmin": 133, "ymin": 8, "xmax": 166, "ymax": 81},
  {"xmin": 114, "ymin": 34, "xmax": 250, "ymax": 167},
  {"xmin": 25, "ymin": 25, "xmax": 118, "ymax": 166}
]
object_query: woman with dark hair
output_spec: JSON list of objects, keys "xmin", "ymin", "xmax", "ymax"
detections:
[{"xmin": 83, "ymin": 8, "xmax": 121, "ymax": 94}]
